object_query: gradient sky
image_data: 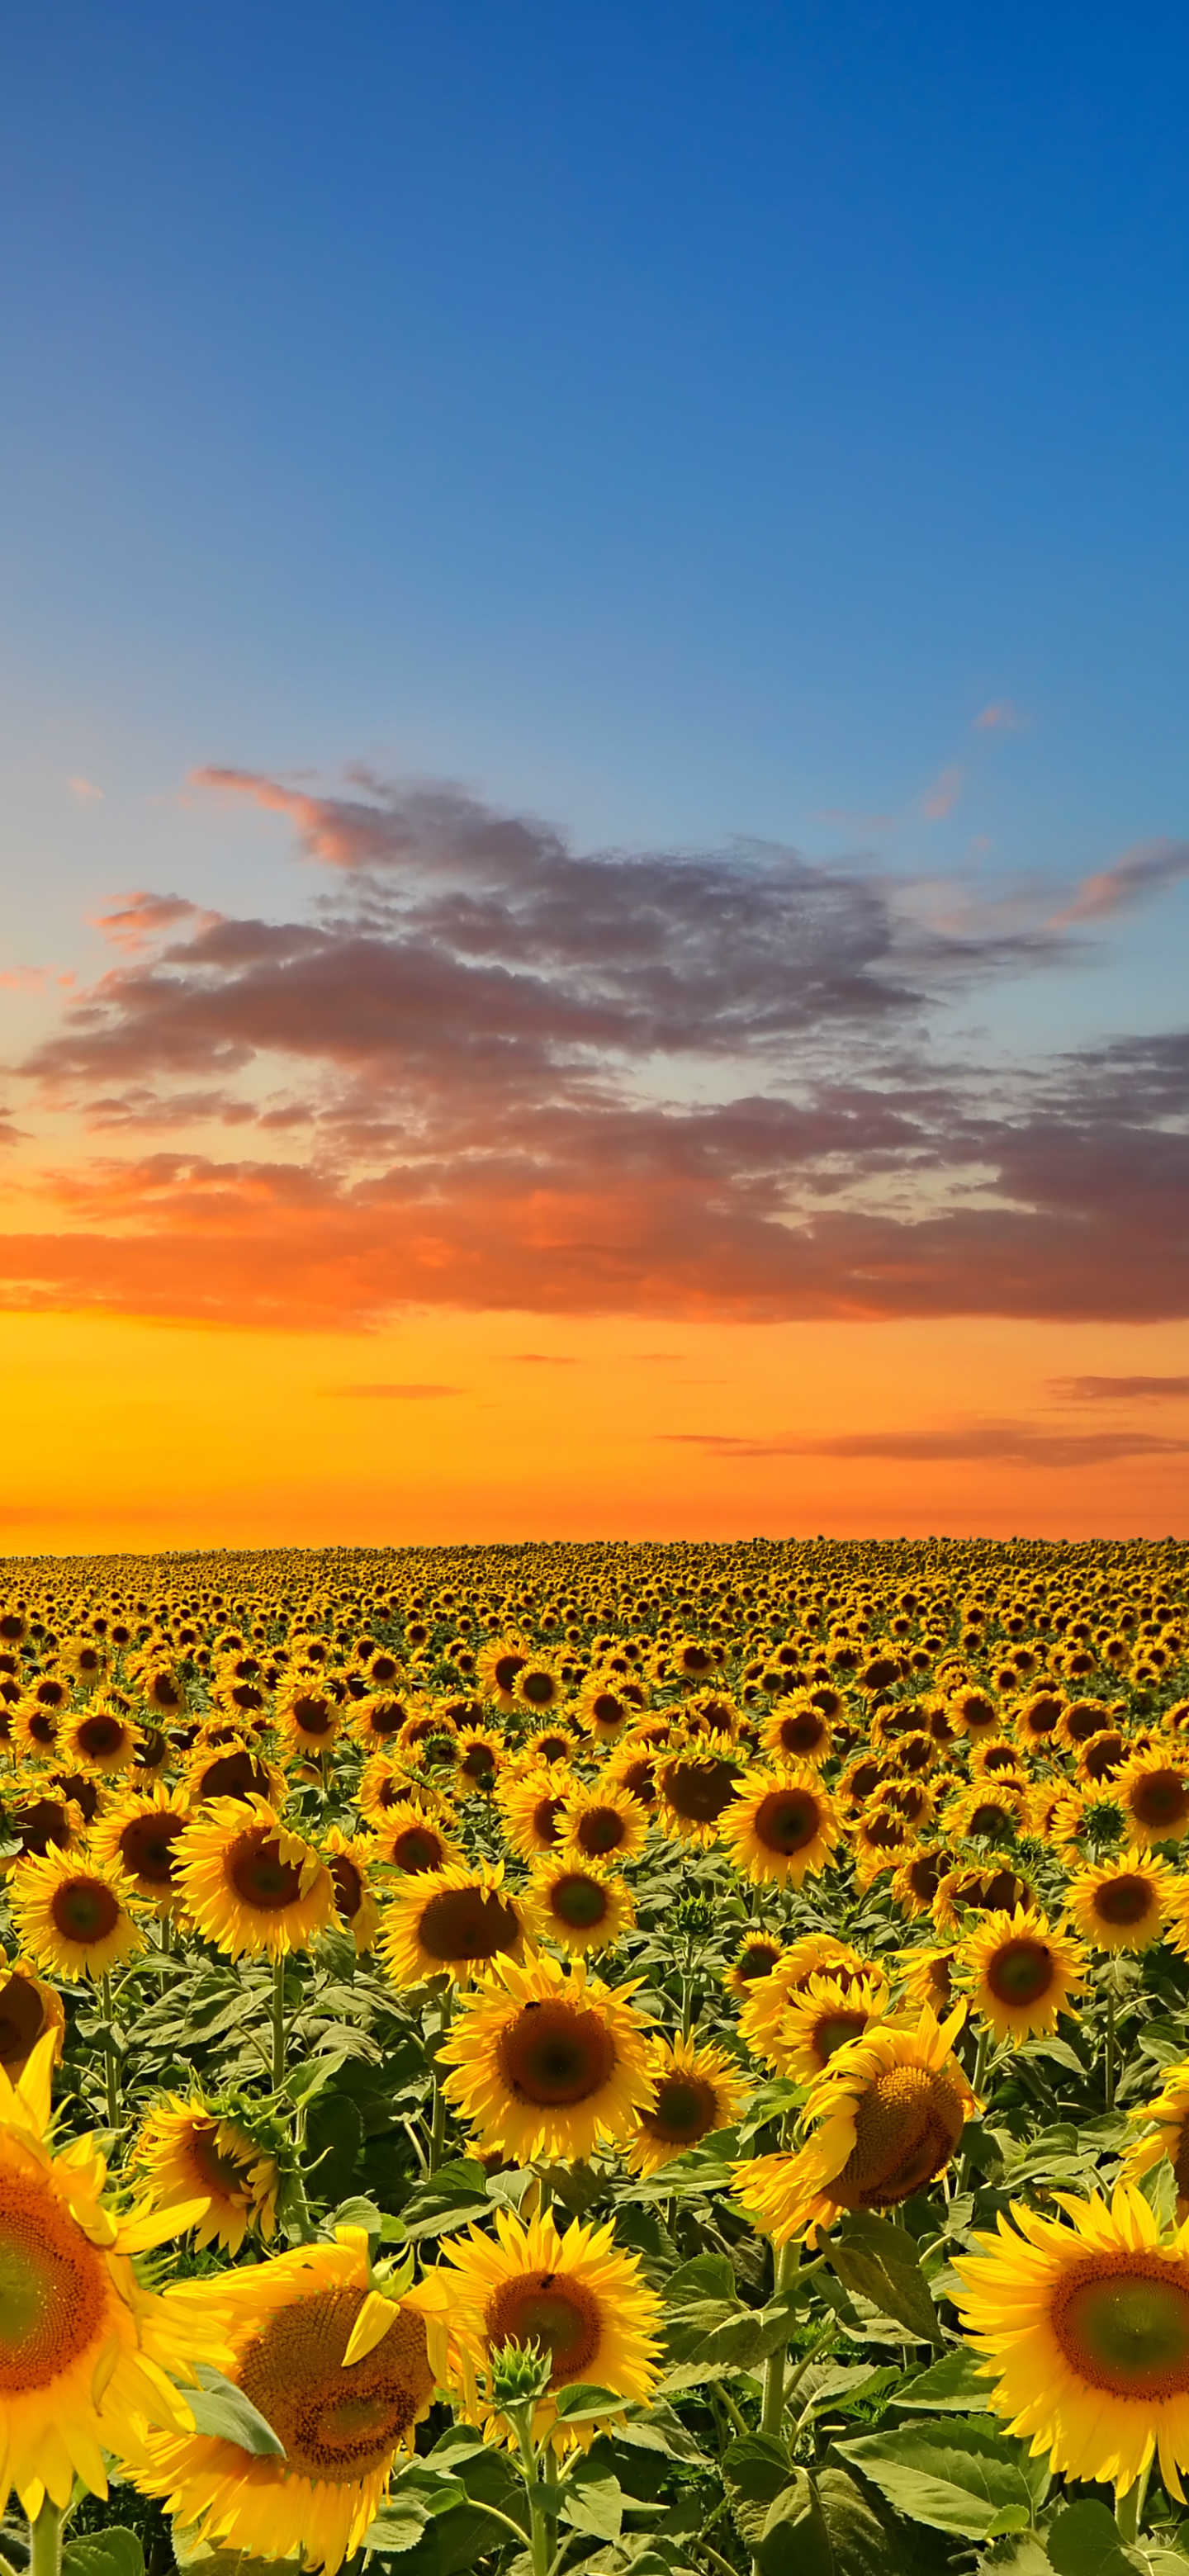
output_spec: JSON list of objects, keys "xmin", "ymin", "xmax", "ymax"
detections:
[{"xmin": 1, "ymin": 1, "xmax": 1187, "ymax": 1546}]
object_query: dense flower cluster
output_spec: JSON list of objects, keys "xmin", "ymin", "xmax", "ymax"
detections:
[{"xmin": 2, "ymin": 1533, "xmax": 1189, "ymax": 2573}]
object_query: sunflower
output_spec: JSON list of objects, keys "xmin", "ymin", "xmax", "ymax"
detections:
[
  {"xmin": 10, "ymin": 1846, "xmax": 146, "ymax": 1981},
  {"xmin": 497, "ymin": 1762, "xmax": 576, "ymax": 1861},
  {"xmin": 739, "ymin": 1944, "xmax": 887, "ymax": 2073},
  {"xmin": 0, "ymin": 2031, "xmax": 227, "ymax": 2519},
  {"xmin": 12, "ymin": 1699, "xmax": 62, "ymax": 1759},
  {"xmin": 1066, "ymin": 1848, "xmax": 1176, "ymax": 1952},
  {"xmin": 323, "ymin": 1827, "xmax": 381, "ymax": 1953},
  {"xmin": 575, "ymin": 1675, "xmax": 637, "ymax": 1744},
  {"xmin": 514, "ymin": 1656, "xmax": 566, "ymax": 1717},
  {"xmin": 452, "ymin": 1725, "xmax": 506, "ymax": 1796},
  {"xmin": 897, "ymin": 1942, "xmax": 957, "ymax": 2019},
  {"xmin": 59, "ymin": 1698, "xmax": 139, "ymax": 1774},
  {"xmin": 948, "ymin": 1687, "xmax": 1003, "ymax": 1741},
  {"xmin": 735, "ymin": 2005, "xmax": 976, "ymax": 2244},
  {"xmin": 943, "ymin": 1778, "xmax": 1030, "ymax": 1844},
  {"xmin": 1116, "ymin": 1745, "xmax": 1189, "ymax": 1847},
  {"xmin": 957, "ymin": 1904, "xmax": 1088, "ymax": 2042},
  {"xmin": 655, "ymin": 1745, "xmax": 741, "ymax": 1844},
  {"xmin": 724, "ymin": 1932, "xmax": 786, "ymax": 2001},
  {"xmin": 718, "ymin": 1763, "xmax": 841, "ymax": 1889},
  {"xmin": 760, "ymin": 1696, "xmax": 833, "ymax": 1764},
  {"xmin": 183, "ymin": 1739, "xmax": 286, "ymax": 1811},
  {"xmin": 351, "ymin": 1691, "xmax": 421, "ymax": 1751},
  {"xmin": 129, "ymin": 2095, "xmax": 280, "ymax": 2252},
  {"xmin": 524, "ymin": 1859, "xmax": 636, "ymax": 1956},
  {"xmin": 275, "ymin": 1679, "xmax": 345, "ymax": 1760},
  {"xmin": 523, "ymin": 1719, "xmax": 580, "ymax": 1766},
  {"xmin": 1014, "ymin": 1688, "xmax": 1068, "ymax": 1754},
  {"xmin": 175, "ymin": 1795, "xmax": 336, "ymax": 1958},
  {"xmin": 439, "ymin": 1949, "xmax": 653, "ymax": 2162},
  {"xmin": 954, "ymin": 2184, "xmax": 1189, "ymax": 2503},
  {"xmin": 852, "ymin": 1804, "xmax": 917, "ymax": 1883},
  {"xmin": 933, "ymin": 1861, "xmax": 1035, "ymax": 1940},
  {"xmin": 126, "ymin": 2228, "xmax": 436, "ymax": 2573},
  {"xmin": 358, "ymin": 1751, "xmax": 424, "ymax": 1826},
  {"xmin": 766, "ymin": 1971, "xmax": 889, "ymax": 2082},
  {"xmin": 1124, "ymin": 2066, "xmax": 1189, "ymax": 2216},
  {"xmin": 369, "ymin": 1800, "xmax": 462, "ymax": 1877},
  {"xmin": 419, "ymin": 2204, "xmax": 661, "ymax": 2446},
  {"xmin": 618, "ymin": 2030, "xmax": 744, "ymax": 2176},
  {"xmin": 91, "ymin": 1781, "xmax": 191, "ymax": 1916},
  {"xmin": 557, "ymin": 1778, "xmax": 650, "ymax": 1866},
  {"xmin": 0, "ymin": 1953, "xmax": 65, "ymax": 2081},
  {"xmin": 890, "ymin": 1842, "xmax": 951, "ymax": 1920},
  {"xmin": 476, "ymin": 1634, "xmax": 531, "ymax": 1710},
  {"xmin": 378, "ymin": 1859, "xmax": 526, "ymax": 1988}
]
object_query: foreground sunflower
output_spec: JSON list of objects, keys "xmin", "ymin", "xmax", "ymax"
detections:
[
  {"xmin": 370, "ymin": 1798, "xmax": 462, "ymax": 1877},
  {"xmin": 1066, "ymin": 1847, "xmax": 1176, "ymax": 1951},
  {"xmin": 420, "ymin": 2204, "xmax": 661, "ymax": 2446},
  {"xmin": 625, "ymin": 2031, "xmax": 745, "ymax": 2175},
  {"xmin": 9, "ymin": 1844, "xmax": 146, "ymax": 1980},
  {"xmin": 439, "ymin": 1948, "xmax": 654, "ymax": 2162},
  {"xmin": 524, "ymin": 1857, "xmax": 636, "ymax": 1955},
  {"xmin": 0, "ymin": 1952, "xmax": 65, "ymax": 2081},
  {"xmin": 958, "ymin": 1904, "xmax": 1089, "ymax": 2041},
  {"xmin": 0, "ymin": 2032, "xmax": 226, "ymax": 2518},
  {"xmin": 735, "ymin": 2005, "xmax": 976, "ymax": 2244},
  {"xmin": 175, "ymin": 1794, "xmax": 336, "ymax": 1958},
  {"xmin": 1125, "ymin": 2065, "xmax": 1189, "ymax": 2216},
  {"xmin": 1116, "ymin": 1745, "xmax": 1189, "ymax": 1848},
  {"xmin": 378, "ymin": 1859, "xmax": 526, "ymax": 1987},
  {"xmin": 126, "ymin": 2228, "xmax": 437, "ymax": 2573},
  {"xmin": 129, "ymin": 2094, "xmax": 281, "ymax": 2252},
  {"xmin": 91, "ymin": 1780, "xmax": 191, "ymax": 1916},
  {"xmin": 497, "ymin": 1761, "xmax": 577, "ymax": 1862},
  {"xmin": 954, "ymin": 2184, "xmax": 1189, "ymax": 2502},
  {"xmin": 719, "ymin": 1762, "xmax": 841, "ymax": 1889},
  {"xmin": 767, "ymin": 1970, "xmax": 889, "ymax": 2082}
]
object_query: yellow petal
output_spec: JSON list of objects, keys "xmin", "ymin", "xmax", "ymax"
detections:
[
  {"xmin": 116, "ymin": 2194, "xmax": 211, "ymax": 2252},
  {"xmin": 341, "ymin": 2289, "xmax": 399, "ymax": 2366}
]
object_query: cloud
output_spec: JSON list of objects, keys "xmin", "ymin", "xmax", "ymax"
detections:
[
  {"xmin": 1050, "ymin": 1375, "xmax": 1189, "ymax": 1403},
  {"xmin": 921, "ymin": 766, "xmax": 964, "ymax": 820},
  {"xmin": 506, "ymin": 1352, "xmax": 577, "ymax": 1365},
  {"xmin": 664, "ymin": 1419, "xmax": 1189, "ymax": 1467},
  {"xmin": 67, "ymin": 776, "xmax": 103, "ymax": 803},
  {"xmin": 1049, "ymin": 839, "xmax": 1189, "ymax": 929},
  {"xmin": 974, "ymin": 703, "xmax": 1024, "ymax": 732},
  {"xmin": 328, "ymin": 1382, "xmax": 464, "ymax": 1398},
  {"xmin": 92, "ymin": 893, "xmax": 220, "ymax": 956}
]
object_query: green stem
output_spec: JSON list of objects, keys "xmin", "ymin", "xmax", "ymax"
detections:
[
  {"xmin": 1116, "ymin": 2460, "xmax": 1149, "ymax": 2544},
  {"xmin": 1106, "ymin": 1983, "xmax": 1117, "ymax": 2111},
  {"xmin": 958, "ymin": 2024, "xmax": 990, "ymax": 2191},
  {"xmin": 29, "ymin": 2498, "xmax": 64, "ymax": 2576},
  {"xmin": 429, "ymin": 1986, "xmax": 454, "ymax": 2173},
  {"xmin": 760, "ymin": 2239, "xmax": 800, "ymax": 2437},
  {"xmin": 511, "ymin": 2407, "xmax": 549, "ymax": 2576},
  {"xmin": 272, "ymin": 1952, "xmax": 287, "ymax": 2089},
  {"xmin": 100, "ymin": 1971, "xmax": 119, "ymax": 2130}
]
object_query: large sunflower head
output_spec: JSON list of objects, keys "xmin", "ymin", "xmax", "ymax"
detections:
[
  {"xmin": 524, "ymin": 1858, "xmax": 636, "ymax": 1956},
  {"xmin": 476, "ymin": 1634, "xmax": 530, "ymax": 1710},
  {"xmin": 378, "ymin": 1859, "xmax": 526, "ymax": 1988},
  {"xmin": 1116, "ymin": 1745, "xmax": 1189, "ymax": 1848},
  {"xmin": 422, "ymin": 2203, "xmax": 661, "ymax": 2448},
  {"xmin": 735, "ymin": 2005, "xmax": 976, "ymax": 2244},
  {"xmin": 719, "ymin": 1763, "xmax": 841, "ymax": 1889},
  {"xmin": 0, "ymin": 1954, "xmax": 65, "ymax": 2082},
  {"xmin": 183, "ymin": 1739, "xmax": 286, "ymax": 1811},
  {"xmin": 175, "ymin": 1794, "xmax": 336, "ymax": 1958},
  {"xmin": 1125, "ymin": 2065, "xmax": 1189, "ymax": 2217},
  {"xmin": 624, "ymin": 2031, "xmax": 746, "ymax": 2176},
  {"xmin": 956, "ymin": 1903, "xmax": 1089, "ymax": 2042},
  {"xmin": 0, "ymin": 2032, "xmax": 229, "ymax": 2519},
  {"xmin": 126, "ymin": 2228, "xmax": 436, "ymax": 2571},
  {"xmin": 954, "ymin": 2183, "xmax": 1189, "ymax": 2502},
  {"xmin": 350, "ymin": 1690, "xmax": 420, "ymax": 1751},
  {"xmin": 9, "ymin": 1845, "xmax": 146, "ymax": 1981},
  {"xmin": 760, "ymin": 1696, "xmax": 833, "ymax": 1764},
  {"xmin": 91, "ymin": 1781, "xmax": 191, "ymax": 1917},
  {"xmin": 439, "ymin": 1949, "xmax": 654, "ymax": 2163},
  {"xmin": 1067, "ymin": 1847, "xmax": 1176, "ymax": 1951},
  {"xmin": 129, "ymin": 2094, "xmax": 281, "ymax": 2252},
  {"xmin": 276, "ymin": 1680, "xmax": 345, "ymax": 1760}
]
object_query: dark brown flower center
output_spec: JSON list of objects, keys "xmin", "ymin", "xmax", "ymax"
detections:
[
  {"xmin": 0, "ymin": 1974, "xmax": 49, "ymax": 2072},
  {"xmin": 663, "ymin": 1761, "xmax": 737, "ymax": 1824},
  {"xmin": 50, "ymin": 1878, "xmax": 121, "ymax": 1944},
  {"xmin": 416, "ymin": 1887, "xmax": 520, "ymax": 1963},
  {"xmin": 239, "ymin": 2286, "xmax": 433, "ymax": 2479},
  {"xmin": 486, "ymin": 2271, "xmax": 599, "ymax": 2387},
  {"xmin": 643, "ymin": 2072, "xmax": 718, "ymax": 2144},
  {"xmin": 229, "ymin": 1833, "xmax": 306, "ymax": 1911},
  {"xmin": 119, "ymin": 1811, "xmax": 186, "ymax": 1884},
  {"xmin": 1053, "ymin": 2255, "xmax": 1189, "ymax": 2398},
  {"xmin": 497, "ymin": 2001, "xmax": 618, "ymax": 2105},
  {"xmin": 986, "ymin": 1937, "xmax": 1056, "ymax": 2005},
  {"xmin": 549, "ymin": 1873, "xmax": 610, "ymax": 1931},
  {"xmin": 837, "ymin": 2064, "xmax": 966, "ymax": 2208},
  {"xmin": 390, "ymin": 1825, "xmax": 445, "ymax": 1873},
  {"xmin": 1094, "ymin": 1873, "xmax": 1153, "ymax": 1927}
]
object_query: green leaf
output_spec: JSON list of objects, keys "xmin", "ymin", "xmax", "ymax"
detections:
[
  {"xmin": 396, "ymin": 2160, "xmax": 493, "ymax": 2241},
  {"xmin": 836, "ymin": 2416, "xmax": 1036, "ymax": 2540},
  {"xmin": 362, "ymin": 2503, "xmax": 432, "ymax": 2557},
  {"xmin": 304, "ymin": 2091, "xmax": 364, "ymax": 2205},
  {"xmin": 894, "ymin": 2345, "xmax": 991, "ymax": 2410},
  {"xmin": 332, "ymin": 2193, "xmax": 385, "ymax": 2235},
  {"xmin": 62, "ymin": 2535, "xmax": 145, "ymax": 2576},
  {"xmin": 562, "ymin": 2469, "xmax": 626, "ymax": 2541},
  {"xmin": 827, "ymin": 2210, "xmax": 944, "ymax": 2346},
  {"xmin": 186, "ymin": 2365, "xmax": 286, "ymax": 2456},
  {"xmin": 757, "ymin": 2469, "xmax": 907, "ymax": 2576},
  {"xmin": 721, "ymin": 2432, "xmax": 791, "ymax": 2549},
  {"xmin": 1046, "ymin": 2501, "xmax": 1138, "ymax": 2576},
  {"xmin": 553, "ymin": 2382, "xmax": 629, "ymax": 2423}
]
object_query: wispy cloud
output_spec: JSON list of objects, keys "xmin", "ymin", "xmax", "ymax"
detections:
[
  {"xmin": 327, "ymin": 1382, "xmax": 464, "ymax": 1398},
  {"xmin": 921, "ymin": 765, "xmax": 964, "ymax": 820},
  {"xmin": 67, "ymin": 776, "xmax": 103, "ymax": 803},
  {"xmin": 974, "ymin": 702, "xmax": 1025, "ymax": 732},
  {"xmin": 1049, "ymin": 839, "xmax": 1189, "ymax": 928},
  {"xmin": 664, "ymin": 1419, "xmax": 1189, "ymax": 1466},
  {"xmin": 1050, "ymin": 1375, "xmax": 1189, "ymax": 1403}
]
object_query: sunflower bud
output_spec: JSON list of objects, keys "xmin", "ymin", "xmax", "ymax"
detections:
[{"xmin": 488, "ymin": 2334, "xmax": 553, "ymax": 2409}]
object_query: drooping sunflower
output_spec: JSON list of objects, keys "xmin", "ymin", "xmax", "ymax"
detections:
[
  {"xmin": 439, "ymin": 1948, "xmax": 653, "ymax": 2162},
  {"xmin": 378, "ymin": 1859, "xmax": 526, "ymax": 1988},
  {"xmin": 0, "ymin": 1953, "xmax": 65, "ymax": 2081},
  {"xmin": 524, "ymin": 1859, "xmax": 636, "ymax": 1956},
  {"xmin": 957, "ymin": 1904, "xmax": 1089, "ymax": 2042},
  {"xmin": 128, "ymin": 2095, "xmax": 281, "ymax": 2252},
  {"xmin": 953, "ymin": 2184, "xmax": 1189, "ymax": 2502},
  {"xmin": 620, "ymin": 2029, "xmax": 745, "ymax": 2175},
  {"xmin": 419, "ymin": 2204, "xmax": 661, "ymax": 2446},
  {"xmin": 0, "ymin": 2031, "xmax": 228, "ymax": 2519},
  {"xmin": 91, "ymin": 1780, "xmax": 191, "ymax": 1916},
  {"xmin": 765, "ymin": 1971, "xmax": 890, "ymax": 2083},
  {"xmin": 369, "ymin": 1800, "xmax": 462, "ymax": 1877},
  {"xmin": 724, "ymin": 1932, "xmax": 786, "ymax": 2001},
  {"xmin": 897, "ymin": 1941, "xmax": 957, "ymax": 2019},
  {"xmin": 735, "ymin": 2005, "xmax": 976, "ymax": 2245},
  {"xmin": 718, "ymin": 1763, "xmax": 841, "ymax": 1890},
  {"xmin": 126, "ymin": 2228, "xmax": 437, "ymax": 2573},
  {"xmin": 1124, "ymin": 2065, "xmax": 1189, "ymax": 2215},
  {"xmin": 1116, "ymin": 1745, "xmax": 1189, "ymax": 1848},
  {"xmin": 175, "ymin": 1794, "xmax": 336, "ymax": 1958},
  {"xmin": 322, "ymin": 1827, "xmax": 381, "ymax": 1953},
  {"xmin": 557, "ymin": 1778, "xmax": 650, "ymax": 1866},
  {"xmin": 10, "ymin": 1844, "xmax": 146, "ymax": 1981},
  {"xmin": 1066, "ymin": 1847, "xmax": 1176, "ymax": 1951}
]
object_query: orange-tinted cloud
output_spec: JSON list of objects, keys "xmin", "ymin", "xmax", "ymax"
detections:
[{"xmin": 1049, "ymin": 838, "xmax": 1189, "ymax": 927}]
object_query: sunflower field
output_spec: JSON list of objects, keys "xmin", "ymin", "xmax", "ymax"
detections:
[{"xmin": 5, "ymin": 1537, "xmax": 1189, "ymax": 2576}]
